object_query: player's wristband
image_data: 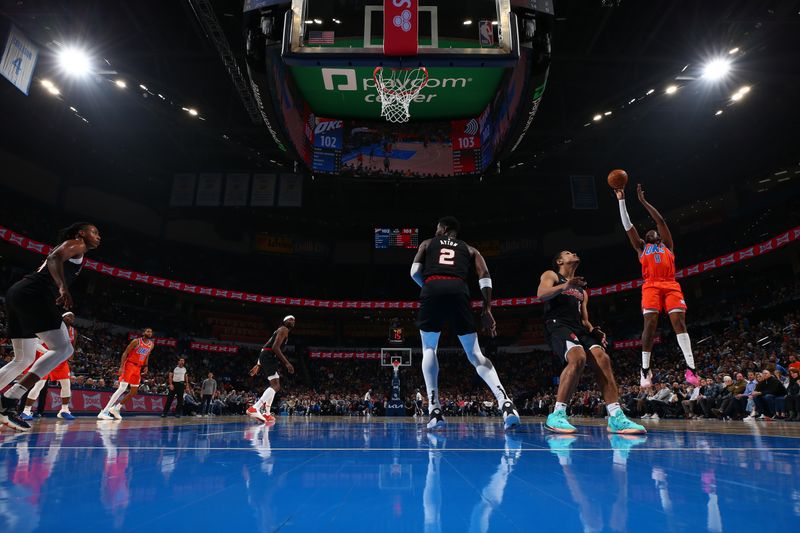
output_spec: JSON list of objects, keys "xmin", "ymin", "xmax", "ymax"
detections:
[
  {"xmin": 618, "ymin": 200, "xmax": 633, "ymax": 231},
  {"xmin": 478, "ymin": 278, "xmax": 492, "ymax": 289}
]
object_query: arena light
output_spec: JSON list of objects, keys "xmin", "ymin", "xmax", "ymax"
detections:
[
  {"xmin": 463, "ymin": 20, "xmax": 473, "ymax": 25},
  {"xmin": 40, "ymin": 79, "xmax": 54, "ymax": 89},
  {"xmin": 139, "ymin": 84, "xmax": 148, "ymax": 90},
  {"xmin": 313, "ymin": 19, "xmax": 322, "ymax": 24},
  {"xmin": 187, "ymin": 108, "xmax": 199, "ymax": 116},
  {"xmin": 665, "ymin": 85, "xmax": 678, "ymax": 95},
  {"xmin": 46, "ymin": 85, "xmax": 60, "ymax": 95},
  {"xmin": 715, "ymin": 109, "xmax": 723, "ymax": 116},
  {"xmin": 114, "ymin": 79, "xmax": 127, "ymax": 88},
  {"xmin": 646, "ymin": 88, "xmax": 655, "ymax": 95},
  {"xmin": 604, "ymin": 111, "xmax": 612, "ymax": 116},
  {"xmin": 57, "ymin": 47, "xmax": 92, "ymax": 77},
  {"xmin": 69, "ymin": 106, "xmax": 77, "ymax": 112},
  {"xmin": 728, "ymin": 47, "xmax": 739, "ymax": 54},
  {"xmin": 702, "ymin": 58, "xmax": 731, "ymax": 81},
  {"xmin": 592, "ymin": 114, "xmax": 602, "ymax": 121}
]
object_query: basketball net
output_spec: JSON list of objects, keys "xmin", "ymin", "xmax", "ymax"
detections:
[
  {"xmin": 391, "ymin": 360, "xmax": 401, "ymax": 376},
  {"xmin": 373, "ymin": 66, "xmax": 429, "ymax": 123}
]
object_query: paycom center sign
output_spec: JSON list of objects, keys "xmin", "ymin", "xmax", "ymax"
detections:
[{"xmin": 289, "ymin": 66, "xmax": 504, "ymax": 120}]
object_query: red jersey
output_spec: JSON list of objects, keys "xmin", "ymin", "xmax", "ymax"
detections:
[
  {"xmin": 126, "ymin": 338, "xmax": 154, "ymax": 366},
  {"xmin": 640, "ymin": 243, "xmax": 676, "ymax": 282}
]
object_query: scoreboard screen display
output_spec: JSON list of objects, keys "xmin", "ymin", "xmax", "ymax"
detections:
[{"xmin": 374, "ymin": 228, "xmax": 419, "ymax": 249}]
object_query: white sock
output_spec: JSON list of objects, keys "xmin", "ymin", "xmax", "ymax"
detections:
[
  {"xmin": 642, "ymin": 352, "xmax": 651, "ymax": 371},
  {"xmin": 676, "ymin": 333, "xmax": 695, "ymax": 369},
  {"xmin": 421, "ymin": 331, "xmax": 441, "ymax": 413},
  {"xmin": 23, "ymin": 405, "xmax": 33, "ymax": 415},
  {"xmin": 555, "ymin": 402, "xmax": 568, "ymax": 413},
  {"xmin": 262, "ymin": 387, "xmax": 276, "ymax": 415},
  {"xmin": 5, "ymin": 383, "xmax": 29, "ymax": 401},
  {"xmin": 607, "ymin": 402, "xmax": 621, "ymax": 417},
  {"xmin": 105, "ymin": 382, "xmax": 128, "ymax": 411},
  {"xmin": 0, "ymin": 338, "xmax": 37, "ymax": 390},
  {"xmin": 27, "ymin": 379, "xmax": 46, "ymax": 401},
  {"xmin": 458, "ymin": 333, "xmax": 509, "ymax": 406},
  {"xmin": 61, "ymin": 405, "xmax": 71, "ymax": 413}
]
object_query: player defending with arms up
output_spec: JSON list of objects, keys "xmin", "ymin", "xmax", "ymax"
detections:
[
  {"xmin": 538, "ymin": 251, "xmax": 645, "ymax": 434},
  {"xmin": 410, "ymin": 216, "xmax": 520, "ymax": 431},
  {"xmin": 249, "ymin": 316, "xmax": 296, "ymax": 423},
  {"xmin": 616, "ymin": 183, "xmax": 699, "ymax": 387},
  {"xmin": 98, "ymin": 328, "xmax": 155, "ymax": 420}
]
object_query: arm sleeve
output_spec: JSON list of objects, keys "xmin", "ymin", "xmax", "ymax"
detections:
[{"xmin": 618, "ymin": 199, "xmax": 633, "ymax": 231}]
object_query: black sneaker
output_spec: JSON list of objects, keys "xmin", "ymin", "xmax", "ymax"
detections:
[
  {"xmin": 426, "ymin": 408, "xmax": 446, "ymax": 430},
  {"xmin": 502, "ymin": 401, "xmax": 521, "ymax": 430},
  {"xmin": 0, "ymin": 396, "xmax": 31, "ymax": 432}
]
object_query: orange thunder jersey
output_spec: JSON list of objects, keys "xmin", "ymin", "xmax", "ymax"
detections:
[
  {"xmin": 639, "ymin": 243, "xmax": 676, "ymax": 282},
  {"xmin": 125, "ymin": 338, "xmax": 154, "ymax": 366}
]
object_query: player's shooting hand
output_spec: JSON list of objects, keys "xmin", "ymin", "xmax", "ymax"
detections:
[
  {"xmin": 614, "ymin": 188, "xmax": 625, "ymax": 200},
  {"xmin": 636, "ymin": 183, "xmax": 646, "ymax": 203},
  {"xmin": 56, "ymin": 287, "xmax": 73, "ymax": 309},
  {"xmin": 286, "ymin": 362, "xmax": 295, "ymax": 374},
  {"xmin": 482, "ymin": 309, "xmax": 497, "ymax": 338},
  {"xmin": 565, "ymin": 276, "xmax": 587, "ymax": 289},
  {"xmin": 249, "ymin": 364, "xmax": 260, "ymax": 376}
]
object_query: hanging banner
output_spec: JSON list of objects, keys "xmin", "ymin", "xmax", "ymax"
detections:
[
  {"xmin": 612, "ymin": 336, "xmax": 661, "ymax": 350},
  {"xmin": 170, "ymin": 174, "xmax": 196, "ymax": 207},
  {"xmin": 126, "ymin": 333, "xmax": 177, "ymax": 347},
  {"xmin": 0, "ymin": 26, "xmax": 38, "ymax": 95},
  {"xmin": 277, "ymin": 173, "xmax": 303, "ymax": 207},
  {"xmin": 223, "ymin": 173, "xmax": 250, "ymax": 206},
  {"xmin": 195, "ymin": 173, "xmax": 223, "ymax": 206},
  {"xmin": 310, "ymin": 351, "xmax": 382, "ymax": 360},
  {"xmin": 383, "ymin": 0, "xmax": 418, "ymax": 56},
  {"xmin": 251, "ymin": 173, "xmax": 277, "ymax": 206},
  {"xmin": 1, "ymin": 225, "xmax": 798, "ymax": 309}
]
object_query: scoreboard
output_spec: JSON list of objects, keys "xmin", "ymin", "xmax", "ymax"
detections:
[{"xmin": 374, "ymin": 228, "xmax": 419, "ymax": 249}]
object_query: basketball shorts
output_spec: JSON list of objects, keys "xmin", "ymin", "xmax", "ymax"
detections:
[
  {"xmin": 258, "ymin": 350, "xmax": 280, "ymax": 380},
  {"xmin": 641, "ymin": 281, "xmax": 687, "ymax": 314},
  {"xmin": 545, "ymin": 319, "xmax": 601, "ymax": 362},
  {"xmin": 120, "ymin": 362, "xmax": 143, "ymax": 386},
  {"xmin": 4, "ymin": 277, "xmax": 64, "ymax": 339},
  {"xmin": 48, "ymin": 360, "xmax": 71, "ymax": 381},
  {"xmin": 416, "ymin": 279, "xmax": 475, "ymax": 335}
]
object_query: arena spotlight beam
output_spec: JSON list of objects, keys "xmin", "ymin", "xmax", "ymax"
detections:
[
  {"xmin": 702, "ymin": 58, "xmax": 731, "ymax": 81},
  {"xmin": 57, "ymin": 46, "xmax": 92, "ymax": 77}
]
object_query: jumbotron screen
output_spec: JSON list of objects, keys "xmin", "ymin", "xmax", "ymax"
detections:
[{"xmin": 374, "ymin": 228, "xmax": 419, "ymax": 249}]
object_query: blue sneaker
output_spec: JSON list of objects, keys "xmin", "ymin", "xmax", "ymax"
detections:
[
  {"xmin": 609, "ymin": 434, "xmax": 648, "ymax": 464},
  {"xmin": 57, "ymin": 411, "xmax": 75, "ymax": 420},
  {"xmin": 19, "ymin": 412, "xmax": 34, "ymax": 422},
  {"xmin": 502, "ymin": 401, "xmax": 520, "ymax": 430},
  {"xmin": 607, "ymin": 410, "xmax": 646, "ymax": 434},
  {"xmin": 545, "ymin": 410, "xmax": 577, "ymax": 434}
]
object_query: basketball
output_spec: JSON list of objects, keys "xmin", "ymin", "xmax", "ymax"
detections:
[{"xmin": 607, "ymin": 169, "xmax": 628, "ymax": 189}]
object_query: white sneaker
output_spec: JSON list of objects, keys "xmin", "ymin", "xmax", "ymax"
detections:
[
  {"xmin": 97, "ymin": 410, "xmax": 114, "ymax": 420},
  {"xmin": 743, "ymin": 415, "xmax": 756, "ymax": 421},
  {"xmin": 640, "ymin": 369, "xmax": 653, "ymax": 388},
  {"xmin": 426, "ymin": 408, "xmax": 446, "ymax": 430},
  {"xmin": 640, "ymin": 414, "xmax": 651, "ymax": 419},
  {"xmin": 650, "ymin": 413, "xmax": 660, "ymax": 420},
  {"xmin": 109, "ymin": 405, "xmax": 122, "ymax": 420}
]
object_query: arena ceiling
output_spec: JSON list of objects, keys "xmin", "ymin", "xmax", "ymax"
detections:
[{"xmin": 0, "ymin": 0, "xmax": 798, "ymax": 232}]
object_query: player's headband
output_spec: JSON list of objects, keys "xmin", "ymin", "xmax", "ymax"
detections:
[
  {"xmin": 62, "ymin": 312, "xmax": 75, "ymax": 318},
  {"xmin": 283, "ymin": 315, "xmax": 295, "ymax": 322}
]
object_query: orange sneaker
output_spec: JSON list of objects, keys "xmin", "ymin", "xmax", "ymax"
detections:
[{"xmin": 247, "ymin": 406, "xmax": 266, "ymax": 423}]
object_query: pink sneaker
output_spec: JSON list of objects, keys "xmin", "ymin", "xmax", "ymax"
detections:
[
  {"xmin": 685, "ymin": 369, "xmax": 700, "ymax": 386},
  {"xmin": 640, "ymin": 369, "xmax": 653, "ymax": 387}
]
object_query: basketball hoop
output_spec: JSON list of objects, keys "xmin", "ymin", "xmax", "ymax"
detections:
[
  {"xmin": 373, "ymin": 66, "xmax": 429, "ymax": 123},
  {"xmin": 391, "ymin": 359, "xmax": 401, "ymax": 375}
]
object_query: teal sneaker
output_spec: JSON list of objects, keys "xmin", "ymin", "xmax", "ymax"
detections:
[
  {"xmin": 607, "ymin": 410, "xmax": 647, "ymax": 434},
  {"xmin": 608, "ymin": 434, "xmax": 648, "ymax": 464},
  {"xmin": 545, "ymin": 410, "xmax": 577, "ymax": 434}
]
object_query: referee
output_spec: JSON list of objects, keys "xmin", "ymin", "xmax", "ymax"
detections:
[{"xmin": 162, "ymin": 357, "xmax": 189, "ymax": 418}]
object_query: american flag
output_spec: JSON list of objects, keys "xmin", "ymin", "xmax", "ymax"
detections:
[{"xmin": 308, "ymin": 31, "xmax": 335, "ymax": 44}]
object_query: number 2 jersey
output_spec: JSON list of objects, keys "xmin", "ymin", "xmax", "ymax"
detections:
[{"xmin": 423, "ymin": 236, "xmax": 471, "ymax": 281}]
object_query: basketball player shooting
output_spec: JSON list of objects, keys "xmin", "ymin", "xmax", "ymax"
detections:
[
  {"xmin": 614, "ymin": 179, "xmax": 699, "ymax": 387},
  {"xmin": 248, "ymin": 316, "xmax": 296, "ymax": 423},
  {"xmin": 410, "ymin": 216, "xmax": 520, "ymax": 431}
]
